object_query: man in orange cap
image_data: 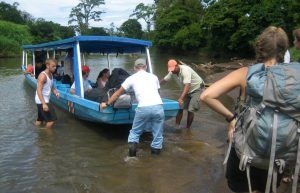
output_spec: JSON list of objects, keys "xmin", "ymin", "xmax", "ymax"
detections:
[{"xmin": 160, "ymin": 59, "xmax": 204, "ymax": 130}]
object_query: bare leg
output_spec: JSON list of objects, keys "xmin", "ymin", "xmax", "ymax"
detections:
[
  {"xmin": 186, "ymin": 111, "xmax": 194, "ymax": 129},
  {"xmin": 35, "ymin": 120, "xmax": 42, "ymax": 126},
  {"xmin": 176, "ymin": 109, "xmax": 184, "ymax": 128},
  {"xmin": 45, "ymin": 121, "xmax": 54, "ymax": 129}
]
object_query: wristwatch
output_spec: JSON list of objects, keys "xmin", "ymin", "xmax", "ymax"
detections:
[{"xmin": 226, "ymin": 112, "xmax": 237, "ymax": 123}]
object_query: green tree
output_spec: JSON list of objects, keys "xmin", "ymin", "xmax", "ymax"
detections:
[
  {"xmin": 202, "ymin": 0, "xmax": 300, "ymax": 57},
  {"xmin": 106, "ymin": 22, "xmax": 117, "ymax": 36},
  {"xmin": 85, "ymin": 27, "xmax": 108, "ymax": 35},
  {"xmin": 0, "ymin": 1, "xmax": 33, "ymax": 24},
  {"xmin": 0, "ymin": 20, "xmax": 32, "ymax": 57},
  {"xmin": 119, "ymin": 19, "xmax": 143, "ymax": 39},
  {"xmin": 154, "ymin": 0, "xmax": 204, "ymax": 50},
  {"xmin": 29, "ymin": 18, "xmax": 74, "ymax": 43},
  {"xmin": 131, "ymin": 3, "xmax": 156, "ymax": 32},
  {"xmin": 68, "ymin": 0, "xmax": 105, "ymax": 34}
]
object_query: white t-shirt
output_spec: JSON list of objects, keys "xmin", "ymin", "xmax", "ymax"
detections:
[
  {"xmin": 284, "ymin": 50, "xmax": 290, "ymax": 63},
  {"xmin": 121, "ymin": 70, "xmax": 162, "ymax": 107},
  {"xmin": 56, "ymin": 66, "xmax": 64, "ymax": 76},
  {"xmin": 71, "ymin": 79, "xmax": 92, "ymax": 92},
  {"xmin": 164, "ymin": 65, "xmax": 204, "ymax": 93}
]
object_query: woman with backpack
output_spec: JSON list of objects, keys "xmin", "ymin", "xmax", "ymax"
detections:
[{"xmin": 200, "ymin": 26, "xmax": 294, "ymax": 193}]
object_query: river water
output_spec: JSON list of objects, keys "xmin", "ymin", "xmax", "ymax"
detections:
[{"xmin": 0, "ymin": 50, "xmax": 234, "ymax": 193}]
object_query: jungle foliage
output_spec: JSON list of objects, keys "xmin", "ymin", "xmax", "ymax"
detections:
[
  {"xmin": 153, "ymin": 0, "xmax": 300, "ymax": 57},
  {"xmin": 0, "ymin": 20, "xmax": 32, "ymax": 57},
  {"xmin": 0, "ymin": 1, "xmax": 75, "ymax": 57},
  {"xmin": 1, "ymin": 0, "xmax": 300, "ymax": 58}
]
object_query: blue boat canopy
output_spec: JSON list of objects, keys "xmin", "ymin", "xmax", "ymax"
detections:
[{"xmin": 22, "ymin": 36, "xmax": 152, "ymax": 54}]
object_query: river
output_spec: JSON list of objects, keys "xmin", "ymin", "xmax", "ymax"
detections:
[{"xmin": 0, "ymin": 50, "xmax": 234, "ymax": 193}]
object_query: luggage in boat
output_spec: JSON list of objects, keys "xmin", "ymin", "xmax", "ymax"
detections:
[{"xmin": 104, "ymin": 68, "xmax": 130, "ymax": 90}]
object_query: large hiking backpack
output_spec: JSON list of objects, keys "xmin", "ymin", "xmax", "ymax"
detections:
[
  {"xmin": 224, "ymin": 62, "xmax": 300, "ymax": 193},
  {"xmin": 104, "ymin": 68, "xmax": 130, "ymax": 90}
]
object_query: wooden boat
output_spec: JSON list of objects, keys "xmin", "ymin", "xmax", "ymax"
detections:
[{"xmin": 21, "ymin": 36, "xmax": 179, "ymax": 124}]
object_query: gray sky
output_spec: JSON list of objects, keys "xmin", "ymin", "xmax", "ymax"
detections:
[{"xmin": 3, "ymin": 0, "xmax": 154, "ymax": 29}]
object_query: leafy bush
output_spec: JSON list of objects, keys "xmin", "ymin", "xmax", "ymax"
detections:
[
  {"xmin": 0, "ymin": 20, "xmax": 33, "ymax": 57},
  {"xmin": 290, "ymin": 47, "xmax": 300, "ymax": 62}
]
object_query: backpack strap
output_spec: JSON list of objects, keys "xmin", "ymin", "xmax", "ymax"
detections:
[
  {"xmin": 272, "ymin": 168, "xmax": 278, "ymax": 193},
  {"xmin": 265, "ymin": 109, "xmax": 279, "ymax": 193},
  {"xmin": 272, "ymin": 159, "xmax": 285, "ymax": 193},
  {"xmin": 292, "ymin": 128, "xmax": 300, "ymax": 193},
  {"xmin": 246, "ymin": 165, "xmax": 252, "ymax": 193},
  {"xmin": 223, "ymin": 139, "xmax": 233, "ymax": 165}
]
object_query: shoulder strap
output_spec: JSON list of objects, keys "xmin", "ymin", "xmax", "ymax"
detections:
[{"xmin": 246, "ymin": 63, "xmax": 265, "ymax": 80}]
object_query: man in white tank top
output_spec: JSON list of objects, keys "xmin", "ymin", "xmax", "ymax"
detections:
[
  {"xmin": 100, "ymin": 58, "xmax": 165, "ymax": 157},
  {"xmin": 35, "ymin": 59, "xmax": 60, "ymax": 128}
]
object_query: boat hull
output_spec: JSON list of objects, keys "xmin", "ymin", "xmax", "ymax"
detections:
[{"xmin": 24, "ymin": 72, "xmax": 179, "ymax": 125}]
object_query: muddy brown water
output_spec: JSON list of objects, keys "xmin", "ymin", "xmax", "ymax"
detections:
[{"xmin": 0, "ymin": 54, "xmax": 292, "ymax": 193}]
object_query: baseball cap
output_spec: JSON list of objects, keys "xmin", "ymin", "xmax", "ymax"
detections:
[
  {"xmin": 82, "ymin": 65, "xmax": 90, "ymax": 73},
  {"xmin": 134, "ymin": 58, "xmax": 146, "ymax": 67},
  {"xmin": 26, "ymin": 65, "xmax": 33, "ymax": 73},
  {"xmin": 168, "ymin": 59, "xmax": 177, "ymax": 72}
]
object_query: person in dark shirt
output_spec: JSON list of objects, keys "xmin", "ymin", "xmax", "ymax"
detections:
[{"xmin": 35, "ymin": 62, "xmax": 46, "ymax": 79}]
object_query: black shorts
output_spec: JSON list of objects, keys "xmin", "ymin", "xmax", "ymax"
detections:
[
  {"xmin": 226, "ymin": 148, "xmax": 282, "ymax": 192},
  {"xmin": 36, "ymin": 103, "xmax": 57, "ymax": 122}
]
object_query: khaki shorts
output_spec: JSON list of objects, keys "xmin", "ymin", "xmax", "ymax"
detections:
[{"xmin": 183, "ymin": 89, "xmax": 203, "ymax": 112}]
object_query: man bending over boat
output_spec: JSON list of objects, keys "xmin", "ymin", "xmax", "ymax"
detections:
[
  {"xmin": 100, "ymin": 58, "xmax": 165, "ymax": 157},
  {"xmin": 160, "ymin": 59, "xmax": 204, "ymax": 130},
  {"xmin": 35, "ymin": 59, "xmax": 60, "ymax": 128}
]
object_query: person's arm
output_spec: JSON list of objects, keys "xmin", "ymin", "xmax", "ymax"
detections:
[
  {"xmin": 178, "ymin": 83, "xmax": 190, "ymax": 107},
  {"xmin": 160, "ymin": 72, "xmax": 172, "ymax": 85},
  {"xmin": 37, "ymin": 73, "xmax": 49, "ymax": 111},
  {"xmin": 100, "ymin": 87, "xmax": 125, "ymax": 110},
  {"xmin": 178, "ymin": 68, "xmax": 192, "ymax": 106},
  {"xmin": 160, "ymin": 79, "xmax": 167, "ymax": 85},
  {"xmin": 70, "ymin": 82, "xmax": 75, "ymax": 94},
  {"xmin": 200, "ymin": 67, "xmax": 248, "ymax": 139},
  {"xmin": 51, "ymin": 87, "xmax": 60, "ymax": 98}
]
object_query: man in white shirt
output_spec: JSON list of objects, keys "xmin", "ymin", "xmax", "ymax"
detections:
[
  {"xmin": 160, "ymin": 59, "xmax": 204, "ymax": 130},
  {"xmin": 101, "ymin": 58, "xmax": 164, "ymax": 157},
  {"xmin": 70, "ymin": 65, "xmax": 92, "ymax": 95},
  {"xmin": 56, "ymin": 60, "xmax": 64, "ymax": 76}
]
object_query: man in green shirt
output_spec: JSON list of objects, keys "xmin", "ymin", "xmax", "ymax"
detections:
[{"xmin": 160, "ymin": 59, "xmax": 204, "ymax": 129}]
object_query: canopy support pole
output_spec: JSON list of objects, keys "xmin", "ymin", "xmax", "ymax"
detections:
[
  {"xmin": 107, "ymin": 54, "xmax": 111, "ymax": 74},
  {"xmin": 74, "ymin": 41, "xmax": 84, "ymax": 98},
  {"xmin": 146, "ymin": 47, "xmax": 153, "ymax": 74},
  {"xmin": 32, "ymin": 52, "xmax": 35, "ymax": 76},
  {"xmin": 22, "ymin": 51, "xmax": 25, "ymax": 67}
]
